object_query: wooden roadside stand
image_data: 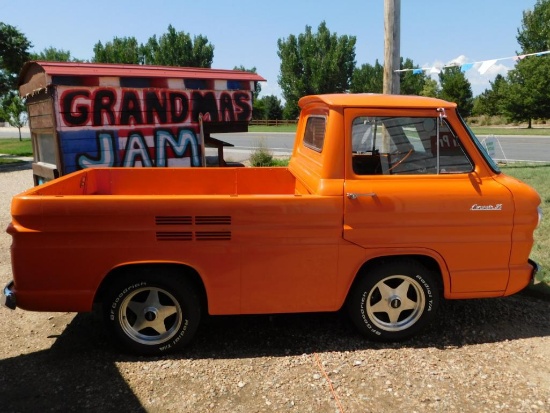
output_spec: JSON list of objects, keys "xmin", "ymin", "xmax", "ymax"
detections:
[{"xmin": 18, "ymin": 61, "xmax": 265, "ymax": 185}]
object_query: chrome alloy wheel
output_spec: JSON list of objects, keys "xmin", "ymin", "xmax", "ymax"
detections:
[
  {"xmin": 366, "ymin": 275, "xmax": 425, "ymax": 332},
  {"xmin": 119, "ymin": 286, "xmax": 183, "ymax": 345}
]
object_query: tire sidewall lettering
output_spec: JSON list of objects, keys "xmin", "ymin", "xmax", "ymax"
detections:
[
  {"xmin": 109, "ymin": 281, "xmax": 148, "ymax": 321},
  {"xmin": 348, "ymin": 263, "xmax": 440, "ymax": 342},
  {"xmin": 159, "ymin": 319, "xmax": 190, "ymax": 352},
  {"xmin": 359, "ymin": 291, "xmax": 382, "ymax": 336},
  {"xmin": 110, "ymin": 281, "xmax": 193, "ymax": 351},
  {"xmin": 414, "ymin": 274, "xmax": 434, "ymax": 312}
]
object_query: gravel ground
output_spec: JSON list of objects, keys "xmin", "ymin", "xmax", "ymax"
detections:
[{"xmin": 0, "ymin": 166, "xmax": 549, "ymax": 413}]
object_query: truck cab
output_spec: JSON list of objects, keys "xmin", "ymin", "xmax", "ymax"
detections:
[{"xmin": 291, "ymin": 94, "xmax": 539, "ymax": 298}]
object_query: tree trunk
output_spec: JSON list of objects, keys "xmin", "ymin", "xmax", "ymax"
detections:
[
  {"xmin": 528, "ymin": 118, "xmax": 532, "ymax": 129},
  {"xmin": 18, "ymin": 127, "xmax": 22, "ymax": 141}
]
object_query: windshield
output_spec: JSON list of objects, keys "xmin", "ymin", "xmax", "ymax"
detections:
[{"xmin": 458, "ymin": 113, "xmax": 501, "ymax": 174}]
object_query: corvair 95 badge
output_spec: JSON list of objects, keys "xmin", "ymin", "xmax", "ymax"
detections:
[{"xmin": 470, "ymin": 204, "xmax": 503, "ymax": 211}]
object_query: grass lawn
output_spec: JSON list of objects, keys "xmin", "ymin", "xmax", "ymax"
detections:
[
  {"xmin": 248, "ymin": 124, "xmax": 297, "ymax": 133},
  {"xmin": 501, "ymin": 163, "xmax": 550, "ymax": 285},
  {"xmin": 0, "ymin": 138, "xmax": 33, "ymax": 166},
  {"xmin": 0, "ymin": 138, "xmax": 33, "ymax": 156},
  {"xmin": 471, "ymin": 127, "xmax": 550, "ymax": 136}
]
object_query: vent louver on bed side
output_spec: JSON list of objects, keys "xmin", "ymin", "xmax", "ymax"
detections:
[
  {"xmin": 155, "ymin": 216, "xmax": 192, "ymax": 226},
  {"xmin": 155, "ymin": 215, "xmax": 232, "ymax": 242},
  {"xmin": 195, "ymin": 231, "xmax": 231, "ymax": 241},
  {"xmin": 195, "ymin": 216, "xmax": 231, "ymax": 225},
  {"xmin": 156, "ymin": 232, "xmax": 193, "ymax": 241}
]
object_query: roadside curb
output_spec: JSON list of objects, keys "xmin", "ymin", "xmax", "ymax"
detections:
[
  {"xmin": 0, "ymin": 155, "xmax": 32, "ymax": 172},
  {"xmin": 0, "ymin": 161, "xmax": 32, "ymax": 172}
]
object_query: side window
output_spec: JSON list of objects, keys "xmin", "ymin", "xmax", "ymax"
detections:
[
  {"xmin": 36, "ymin": 132, "xmax": 57, "ymax": 165},
  {"xmin": 303, "ymin": 116, "xmax": 326, "ymax": 152},
  {"xmin": 435, "ymin": 121, "xmax": 474, "ymax": 173},
  {"xmin": 351, "ymin": 116, "xmax": 473, "ymax": 175}
]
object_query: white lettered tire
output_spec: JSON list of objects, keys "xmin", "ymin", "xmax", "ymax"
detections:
[
  {"xmin": 347, "ymin": 260, "xmax": 440, "ymax": 341},
  {"xmin": 103, "ymin": 268, "xmax": 201, "ymax": 355}
]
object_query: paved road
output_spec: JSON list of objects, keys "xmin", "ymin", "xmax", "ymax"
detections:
[
  {"xmin": 216, "ymin": 132, "xmax": 550, "ymax": 163},
  {"xmin": 2, "ymin": 127, "xmax": 549, "ymax": 163},
  {"xmin": 478, "ymin": 135, "xmax": 550, "ymax": 162},
  {"xmin": 0, "ymin": 127, "xmax": 30, "ymax": 139},
  {"xmin": 211, "ymin": 132, "xmax": 295, "ymax": 162}
]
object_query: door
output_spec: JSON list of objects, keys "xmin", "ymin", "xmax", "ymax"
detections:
[{"xmin": 343, "ymin": 110, "xmax": 514, "ymax": 293}]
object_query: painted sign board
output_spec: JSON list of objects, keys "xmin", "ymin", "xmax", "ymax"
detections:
[{"xmin": 18, "ymin": 61, "xmax": 265, "ymax": 185}]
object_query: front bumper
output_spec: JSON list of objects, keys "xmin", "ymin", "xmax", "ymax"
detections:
[
  {"xmin": 529, "ymin": 259, "xmax": 540, "ymax": 285},
  {"xmin": 1, "ymin": 280, "xmax": 16, "ymax": 310}
]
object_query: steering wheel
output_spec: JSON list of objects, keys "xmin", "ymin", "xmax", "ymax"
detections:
[{"xmin": 387, "ymin": 149, "xmax": 414, "ymax": 173}]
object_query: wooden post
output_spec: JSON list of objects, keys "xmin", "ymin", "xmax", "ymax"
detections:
[{"xmin": 383, "ymin": 0, "xmax": 401, "ymax": 95}]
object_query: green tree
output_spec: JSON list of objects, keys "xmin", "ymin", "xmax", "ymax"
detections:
[
  {"xmin": 438, "ymin": 66, "xmax": 474, "ymax": 117},
  {"xmin": 0, "ymin": 22, "xmax": 31, "ymax": 95},
  {"xmin": 420, "ymin": 78, "xmax": 440, "ymax": 98},
  {"xmin": 517, "ymin": 0, "xmax": 550, "ymax": 53},
  {"xmin": 472, "ymin": 74, "xmax": 507, "ymax": 117},
  {"xmin": 0, "ymin": 93, "xmax": 27, "ymax": 140},
  {"xmin": 144, "ymin": 25, "xmax": 214, "ymax": 68},
  {"xmin": 351, "ymin": 58, "xmax": 428, "ymax": 96},
  {"xmin": 262, "ymin": 95, "xmax": 283, "ymax": 120},
  {"xmin": 30, "ymin": 46, "xmax": 81, "ymax": 62},
  {"xmin": 277, "ymin": 21, "xmax": 356, "ymax": 119},
  {"xmin": 234, "ymin": 65, "xmax": 261, "ymax": 100},
  {"xmin": 400, "ymin": 58, "xmax": 428, "ymax": 95},
  {"xmin": 500, "ymin": 57, "xmax": 550, "ymax": 127},
  {"xmin": 93, "ymin": 26, "xmax": 214, "ymax": 67},
  {"xmin": 350, "ymin": 60, "xmax": 383, "ymax": 93},
  {"xmin": 498, "ymin": 0, "xmax": 550, "ymax": 127},
  {"xmin": 92, "ymin": 37, "xmax": 141, "ymax": 64},
  {"xmin": 252, "ymin": 96, "xmax": 266, "ymax": 120}
]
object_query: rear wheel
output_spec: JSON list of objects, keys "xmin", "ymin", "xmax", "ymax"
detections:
[
  {"xmin": 347, "ymin": 260, "xmax": 439, "ymax": 341},
  {"xmin": 103, "ymin": 268, "xmax": 200, "ymax": 355}
]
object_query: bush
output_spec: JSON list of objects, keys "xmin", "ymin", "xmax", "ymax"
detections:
[
  {"xmin": 249, "ymin": 146, "xmax": 273, "ymax": 166},
  {"xmin": 249, "ymin": 143, "xmax": 290, "ymax": 167},
  {"xmin": 270, "ymin": 158, "xmax": 290, "ymax": 167}
]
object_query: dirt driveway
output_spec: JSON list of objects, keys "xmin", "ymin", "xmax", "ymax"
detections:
[{"xmin": 0, "ymin": 167, "xmax": 549, "ymax": 413}]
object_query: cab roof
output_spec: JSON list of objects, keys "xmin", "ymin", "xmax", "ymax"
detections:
[{"xmin": 299, "ymin": 93, "xmax": 457, "ymax": 110}]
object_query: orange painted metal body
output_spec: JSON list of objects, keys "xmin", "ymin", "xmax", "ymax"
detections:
[{"xmin": 7, "ymin": 94, "xmax": 540, "ymax": 315}]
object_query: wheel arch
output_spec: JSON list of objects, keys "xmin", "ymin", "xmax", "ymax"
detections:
[
  {"xmin": 345, "ymin": 254, "xmax": 447, "ymax": 305},
  {"xmin": 94, "ymin": 262, "xmax": 208, "ymax": 313}
]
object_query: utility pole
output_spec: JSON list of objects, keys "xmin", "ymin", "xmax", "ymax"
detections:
[{"xmin": 383, "ymin": 0, "xmax": 401, "ymax": 94}]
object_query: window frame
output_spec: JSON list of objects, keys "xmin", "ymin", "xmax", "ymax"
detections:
[
  {"xmin": 302, "ymin": 115, "xmax": 327, "ymax": 153},
  {"xmin": 350, "ymin": 115, "xmax": 474, "ymax": 176}
]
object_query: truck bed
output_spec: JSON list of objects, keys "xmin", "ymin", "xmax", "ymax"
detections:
[
  {"xmin": 25, "ymin": 167, "xmax": 303, "ymax": 197},
  {"xmin": 8, "ymin": 165, "xmax": 343, "ymax": 315}
]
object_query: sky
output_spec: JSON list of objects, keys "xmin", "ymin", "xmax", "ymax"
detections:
[{"xmin": 1, "ymin": 0, "xmax": 539, "ymax": 98}]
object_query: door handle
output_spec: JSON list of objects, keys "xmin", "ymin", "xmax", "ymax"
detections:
[{"xmin": 346, "ymin": 192, "xmax": 376, "ymax": 200}]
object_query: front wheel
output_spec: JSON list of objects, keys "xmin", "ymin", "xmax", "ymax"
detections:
[
  {"xmin": 347, "ymin": 260, "xmax": 440, "ymax": 341},
  {"xmin": 103, "ymin": 269, "xmax": 201, "ymax": 355}
]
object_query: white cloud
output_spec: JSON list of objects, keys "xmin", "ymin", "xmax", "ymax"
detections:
[
  {"xmin": 448, "ymin": 55, "xmax": 469, "ymax": 66},
  {"xmin": 467, "ymin": 61, "xmax": 510, "ymax": 94},
  {"xmin": 258, "ymin": 81, "xmax": 283, "ymax": 101},
  {"xmin": 423, "ymin": 55, "xmax": 513, "ymax": 96}
]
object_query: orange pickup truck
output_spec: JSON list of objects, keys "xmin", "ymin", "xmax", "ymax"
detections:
[{"xmin": 2, "ymin": 94, "xmax": 541, "ymax": 355}]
